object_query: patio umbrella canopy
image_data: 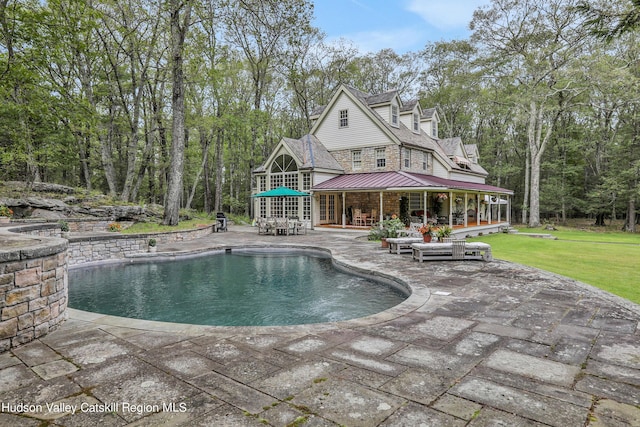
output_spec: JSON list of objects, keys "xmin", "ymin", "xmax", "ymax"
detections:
[{"xmin": 252, "ymin": 186, "xmax": 310, "ymax": 198}]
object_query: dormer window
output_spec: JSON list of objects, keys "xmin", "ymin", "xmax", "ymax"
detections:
[
  {"xmin": 432, "ymin": 122, "xmax": 437, "ymax": 138},
  {"xmin": 391, "ymin": 105, "xmax": 398, "ymax": 127},
  {"xmin": 339, "ymin": 109, "xmax": 348, "ymax": 128},
  {"xmin": 413, "ymin": 113, "xmax": 419, "ymax": 132}
]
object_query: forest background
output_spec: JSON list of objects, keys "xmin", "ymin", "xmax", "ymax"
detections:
[{"xmin": 1, "ymin": 0, "xmax": 639, "ymax": 229}]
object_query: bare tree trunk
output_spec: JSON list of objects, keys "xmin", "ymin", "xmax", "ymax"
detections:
[
  {"xmin": 626, "ymin": 197, "xmax": 636, "ymax": 232},
  {"xmin": 163, "ymin": 0, "xmax": 191, "ymax": 225},
  {"xmin": 522, "ymin": 144, "xmax": 530, "ymax": 225},
  {"xmin": 212, "ymin": 126, "xmax": 224, "ymax": 212}
]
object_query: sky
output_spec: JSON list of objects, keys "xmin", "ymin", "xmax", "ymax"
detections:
[{"xmin": 312, "ymin": 0, "xmax": 491, "ymax": 54}]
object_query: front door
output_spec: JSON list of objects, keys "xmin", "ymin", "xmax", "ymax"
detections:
[{"xmin": 318, "ymin": 194, "xmax": 337, "ymax": 224}]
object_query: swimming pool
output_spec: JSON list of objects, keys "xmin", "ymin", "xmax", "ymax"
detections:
[{"xmin": 68, "ymin": 249, "xmax": 408, "ymax": 326}]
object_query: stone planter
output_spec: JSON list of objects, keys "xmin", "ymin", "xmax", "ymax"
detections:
[
  {"xmin": 0, "ymin": 216, "xmax": 10, "ymax": 224},
  {"xmin": 148, "ymin": 246, "xmax": 157, "ymax": 253}
]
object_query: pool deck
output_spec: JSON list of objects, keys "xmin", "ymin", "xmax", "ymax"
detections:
[{"xmin": 2, "ymin": 225, "xmax": 640, "ymax": 426}]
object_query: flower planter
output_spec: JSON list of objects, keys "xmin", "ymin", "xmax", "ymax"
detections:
[
  {"xmin": 381, "ymin": 238, "xmax": 389, "ymax": 248},
  {"xmin": 423, "ymin": 234, "xmax": 432, "ymax": 243}
]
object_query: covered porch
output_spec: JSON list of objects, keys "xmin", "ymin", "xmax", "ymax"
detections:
[{"xmin": 310, "ymin": 171, "xmax": 513, "ymax": 233}]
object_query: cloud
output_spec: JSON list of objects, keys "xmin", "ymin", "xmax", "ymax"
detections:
[{"xmin": 407, "ymin": 0, "xmax": 489, "ymax": 31}]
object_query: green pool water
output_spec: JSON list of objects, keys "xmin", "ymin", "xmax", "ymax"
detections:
[{"xmin": 69, "ymin": 250, "xmax": 408, "ymax": 326}]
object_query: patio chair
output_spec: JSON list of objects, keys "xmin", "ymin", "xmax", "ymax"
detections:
[
  {"xmin": 353, "ymin": 208, "xmax": 364, "ymax": 226},
  {"xmin": 366, "ymin": 209, "xmax": 377, "ymax": 226},
  {"xmin": 275, "ymin": 217, "xmax": 289, "ymax": 235},
  {"xmin": 291, "ymin": 217, "xmax": 306, "ymax": 235}
]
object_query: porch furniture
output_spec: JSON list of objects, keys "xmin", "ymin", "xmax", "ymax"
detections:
[
  {"xmin": 398, "ymin": 222, "xmax": 422, "ymax": 238},
  {"xmin": 411, "ymin": 241, "xmax": 492, "ymax": 262},
  {"xmin": 366, "ymin": 209, "xmax": 378, "ymax": 226},
  {"xmin": 275, "ymin": 217, "xmax": 289, "ymax": 235},
  {"xmin": 353, "ymin": 208, "xmax": 365, "ymax": 226},
  {"xmin": 386, "ymin": 237, "xmax": 423, "ymax": 254},
  {"xmin": 289, "ymin": 216, "xmax": 306, "ymax": 235},
  {"xmin": 257, "ymin": 217, "xmax": 274, "ymax": 235}
]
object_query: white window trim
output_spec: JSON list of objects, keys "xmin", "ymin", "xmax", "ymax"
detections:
[
  {"xmin": 352, "ymin": 150, "xmax": 362, "ymax": 170},
  {"xmin": 413, "ymin": 113, "xmax": 419, "ymax": 133},
  {"xmin": 375, "ymin": 148, "xmax": 386, "ymax": 168},
  {"xmin": 391, "ymin": 105, "xmax": 399, "ymax": 127},
  {"xmin": 339, "ymin": 109, "xmax": 349, "ymax": 128}
]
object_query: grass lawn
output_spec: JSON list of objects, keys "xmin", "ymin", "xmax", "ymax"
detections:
[
  {"xmin": 122, "ymin": 218, "xmax": 215, "ymax": 234},
  {"xmin": 469, "ymin": 227, "xmax": 640, "ymax": 305}
]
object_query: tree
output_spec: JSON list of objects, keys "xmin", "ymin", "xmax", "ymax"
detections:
[
  {"xmin": 163, "ymin": 0, "xmax": 192, "ymax": 225},
  {"xmin": 577, "ymin": 0, "xmax": 640, "ymax": 41},
  {"xmin": 471, "ymin": 0, "xmax": 588, "ymax": 227}
]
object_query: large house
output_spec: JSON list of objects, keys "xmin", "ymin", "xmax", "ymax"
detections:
[{"xmin": 252, "ymin": 84, "xmax": 512, "ymax": 232}]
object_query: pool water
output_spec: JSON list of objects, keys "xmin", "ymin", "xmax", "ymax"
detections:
[{"xmin": 69, "ymin": 250, "xmax": 407, "ymax": 326}]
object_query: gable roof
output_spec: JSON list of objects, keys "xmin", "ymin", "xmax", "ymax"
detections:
[
  {"xmin": 254, "ymin": 134, "xmax": 343, "ymax": 173},
  {"xmin": 309, "ymin": 84, "xmax": 487, "ymax": 177}
]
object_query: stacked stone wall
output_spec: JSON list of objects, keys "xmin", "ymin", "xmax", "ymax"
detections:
[{"xmin": 0, "ymin": 237, "xmax": 68, "ymax": 351}]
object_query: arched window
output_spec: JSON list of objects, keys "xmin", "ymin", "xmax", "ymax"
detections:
[
  {"xmin": 270, "ymin": 154, "xmax": 297, "ymax": 173},
  {"xmin": 269, "ymin": 154, "xmax": 300, "ymax": 217}
]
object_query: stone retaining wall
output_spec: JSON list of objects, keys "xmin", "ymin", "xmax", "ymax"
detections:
[
  {"xmin": 66, "ymin": 225, "xmax": 214, "ymax": 265},
  {"xmin": 0, "ymin": 234, "xmax": 68, "ymax": 351},
  {"xmin": 0, "ymin": 221, "xmax": 215, "ymax": 350}
]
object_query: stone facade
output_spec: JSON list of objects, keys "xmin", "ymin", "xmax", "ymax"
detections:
[
  {"xmin": 0, "ymin": 236, "xmax": 68, "ymax": 352},
  {"xmin": 330, "ymin": 146, "xmax": 401, "ymax": 173}
]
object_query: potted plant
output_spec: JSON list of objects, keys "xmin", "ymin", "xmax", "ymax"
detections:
[
  {"xmin": 435, "ymin": 225, "xmax": 453, "ymax": 242},
  {"xmin": 59, "ymin": 221, "xmax": 70, "ymax": 238},
  {"xmin": 0, "ymin": 206, "xmax": 13, "ymax": 223},
  {"xmin": 370, "ymin": 215, "xmax": 404, "ymax": 248},
  {"xmin": 418, "ymin": 223, "xmax": 435, "ymax": 243},
  {"xmin": 148, "ymin": 238, "xmax": 157, "ymax": 253}
]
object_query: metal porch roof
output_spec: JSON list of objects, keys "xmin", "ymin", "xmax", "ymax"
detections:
[{"xmin": 312, "ymin": 171, "xmax": 513, "ymax": 195}]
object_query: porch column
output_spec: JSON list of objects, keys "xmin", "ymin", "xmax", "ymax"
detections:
[
  {"xmin": 508, "ymin": 195, "xmax": 511, "ymax": 224},
  {"xmin": 497, "ymin": 194, "xmax": 502, "ymax": 222},
  {"xmin": 488, "ymin": 195, "xmax": 492, "ymax": 225},
  {"xmin": 379, "ymin": 192, "xmax": 384, "ymax": 225},
  {"xmin": 423, "ymin": 191, "xmax": 427, "ymax": 224},
  {"xmin": 310, "ymin": 192, "xmax": 315, "ymax": 230},
  {"xmin": 464, "ymin": 193, "xmax": 468, "ymax": 227},
  {"xmin": 342, "ymin": 191, "xmax": 346, "ymax": 228},
  {"xmin": 477, "ymin": 194, "xmax": 481, "ymax": 226},
  {"xmin": 448, "ymin": 191, "xmax": 453, "ymax": 227}
]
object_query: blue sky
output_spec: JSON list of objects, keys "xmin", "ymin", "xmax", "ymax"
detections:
[{"xmin": 312, "ymin": 0, "xmax": 491, "ymax": 54}]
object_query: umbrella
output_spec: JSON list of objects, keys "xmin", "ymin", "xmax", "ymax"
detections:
[
  {"xmin": 252, "ymin": 186, "xmax": 310, "ymax": 218},
  {"xmin": 252, "ymin": 186, "xmax": 310, "ymax": 198}
]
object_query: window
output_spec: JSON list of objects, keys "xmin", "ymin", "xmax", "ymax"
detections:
[
  {"xmin": 432, "ymin": 122, "xmax": 437, "ymax": 137},
  {"xmin": 352, "ymin": 150, "xmax": 362, "ymax": 170},
  {"xmin": 391, "ymin": 105, "xmax": 398, "ymax": 126},
  {"xmin": 375, "ymin": 148, "xmax": 386, "ymax": 168},
  {"xmin": 339, "ymin": 109, "xmax": 348, "ymax": 128},
  {"xmin": 422, "ymin": 152, "xmax": 430, "ymax": 171},
  {"xmin": 259, "ymin": 176, "xmax": 266, "ymax": 191},
  {"xmin": 403, "ymin": 148, "xmax": 411, "ymax": 168},
  {"xmin": 413, "ymin": 113, "xmax": 419, "ymax": 132}
]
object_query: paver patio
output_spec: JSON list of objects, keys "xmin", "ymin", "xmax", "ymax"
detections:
[{"xmin": 1, "ymin": 225, "xmax": 639, "ymax": 426}]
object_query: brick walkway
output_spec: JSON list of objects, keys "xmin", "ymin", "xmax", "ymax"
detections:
[{"xmin": 1, "ymin": 225, "xmax": 639, "ymax": 426}]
